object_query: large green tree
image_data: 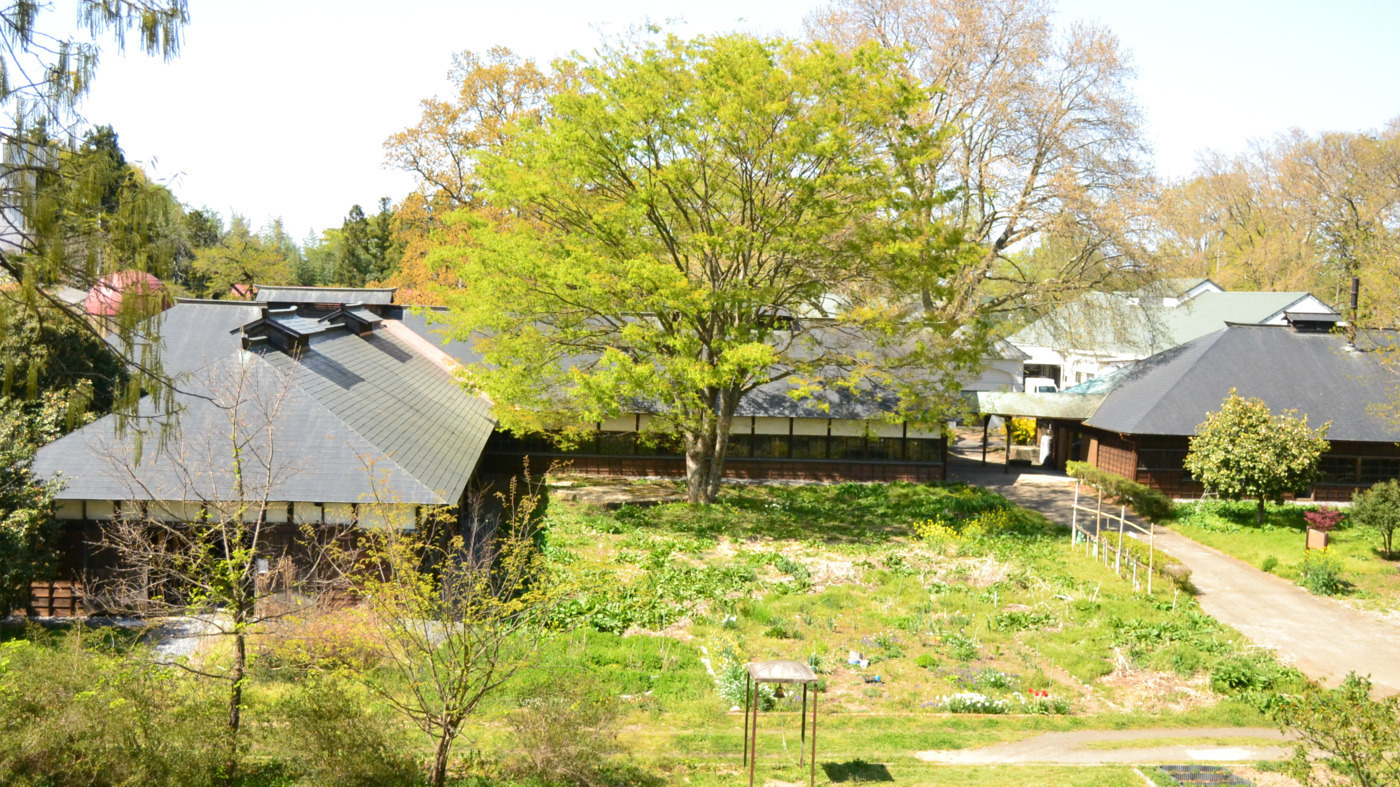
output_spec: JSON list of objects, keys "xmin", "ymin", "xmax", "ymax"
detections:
[
  {"xmin": 1184, "ymin": 390, "xmax": 1331, "ymax": 526},
  {"xmin": 432, "ymin": 33, "xmax": 985, "ymax": 503}
]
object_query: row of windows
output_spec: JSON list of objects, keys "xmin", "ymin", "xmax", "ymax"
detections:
[
  {"xmin": 1136, "ymin": 450, "xmax": 1400, "ymax": 487},
  {"xmin": 487, "ymin": 431, "xmax": 944, "ymax": 464}
]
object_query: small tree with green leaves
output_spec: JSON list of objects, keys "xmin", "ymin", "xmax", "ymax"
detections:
[
  {"xmin": 1183, "ymin": 390, "xmax": 1331, "ymax": 526},
  {"xmin": 1351, "ymin": 479, "xmax": 1400, "ymax": 559},
  {"xmin": 1271, "ymin": 673, "xmax": 1400, "ymax": 787}
]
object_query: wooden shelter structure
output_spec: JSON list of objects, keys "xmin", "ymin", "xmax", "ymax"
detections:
[{"xmin": 743, "ymin": 659, "xmax": 819, "ymax": 787}]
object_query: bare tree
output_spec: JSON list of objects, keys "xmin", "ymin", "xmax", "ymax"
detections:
[
  {"xmin": 354, "ymin": 474, "xmax": 561, "ymax": 787},
  {"xmin": 808, "ymin": 0, "xmax": 1154, "ymax": 321},
  {"xmin": 93, "ymin": 352, "xmax": 354, "ymax": 778}
]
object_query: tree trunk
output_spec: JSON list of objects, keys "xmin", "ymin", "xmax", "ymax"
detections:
[
  {"xmin": 682, "ymin": 392, "xmax": 738, "ymax": 505},
  {"xmin": 684, "ymin": 430, "xmax": 714, "ymax": 504},
  {"xmin": 1256, "ymin": 498, "xmax": 1266, "ymax": 528},
  {"xmin": 429, "ymin": 722, "xmax": 456, "ymax": 787},
  {"xmin": 226, "ymin": 618, "xmax": 246, "ymax": 780}
]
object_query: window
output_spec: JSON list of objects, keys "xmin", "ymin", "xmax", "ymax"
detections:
[
  {"xmin": 906, "ymin": 438, "xmax": 942, "ymax": 463},
  {"xmin": 789, "ymin": 435, "xmax": 828, "ymax": 460},
  {"xmin": 1360, "ymin": 458, "xmax": 1400, "ymax": 485},
  {"xmin": 596, "ymin": 432, "xmax": 635, "ymax": 456},
  {"xmin": 1319, "ymin": 456, "xmax": 1360, "ymax": 484}
]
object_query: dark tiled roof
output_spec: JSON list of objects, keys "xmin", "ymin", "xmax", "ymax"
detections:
[
  {"xmin": 37, "ymin": 303, "xmax": 496, "ymax": 505},
  {"xmin": 33, "ymin": 353, "xmax": 446, "ymax": 504},
  {"xmin": 119, "ymin": 300, "xmax": 263, "ymax": 378},
  {"xmin": 256, "ymin": 285, "xmax": 396, "ymax": 305},
  {"xmin": 1083, "ymin": 324, "xmax": 1400, "ymax": 442}
]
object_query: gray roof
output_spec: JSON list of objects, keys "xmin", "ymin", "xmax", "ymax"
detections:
[
  {"xmin": 394, "ymin": 311, "xmax": 945, "ymax": 422},
  {"xmin": 977, "ymin": 391, "xmax": 1105, "ymax": 420},
  {"xmin": 255, "ymin": 285, "xmax": 397, "ymax": 305},
  {"xmin": 1083, "ymin": 324, "xmax": 1400, "ymax": 442},
  {"xmin": 122, "ymin": 300, "xmax": 264, "ymax": 378},
  {"xmin": 37, "ymin": 305, "xmax": 496, "ymax": 505},
  {"xmin": 1011, "ymin": 290, "xmax": 1333, "ymax": 357}
]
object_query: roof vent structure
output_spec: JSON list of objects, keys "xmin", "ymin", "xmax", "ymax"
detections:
[{"xmin": 1285, "ymin": 311, "xmax": 1343, "ymax": 334}]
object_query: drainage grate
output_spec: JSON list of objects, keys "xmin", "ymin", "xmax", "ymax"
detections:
[{"xmin": 1156, "ymin": 765, "xmax": 1253, "ymax": 786}]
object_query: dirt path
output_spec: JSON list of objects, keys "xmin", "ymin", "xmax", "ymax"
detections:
[
  {"xmin": 914, "ymin": 727, "xmax": 1290, "ymax": 765},
  {"xmin": 947, "ymin": 454, "xmax": 1400, "ymax": 696}
]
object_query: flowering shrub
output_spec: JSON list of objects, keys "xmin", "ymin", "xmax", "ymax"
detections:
[
  {"xmin": 1017, "ymin": 691, "xmax": 1072, "ymax": 715},
  {"xmin": 930, "ymin": 692, "xmax": 1011, "ymax": 714}
]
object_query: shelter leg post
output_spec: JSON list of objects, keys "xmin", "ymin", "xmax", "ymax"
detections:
[
  {"xmin": 982, "ymin": 417, "xmax": 989, "ymax": 464},
  {"xmin": 743, "ymin": 674, "xmax": 750, "ymax": 765},
  {"xmin": 810, "ymin": 687, "xmax": 817, "ymax": 787},
  {"xmin": 1004, "ymin": 419, "xmax": 1011, "ymax": 474},
  {"xmin": 800, "ymin": 683, "xmax": 807, "ymax": 766},
  {"xmin": 749, "ymin": 683, "xmax": 758, "ymax": 787}
]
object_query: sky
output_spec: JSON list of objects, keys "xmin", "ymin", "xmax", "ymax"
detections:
[{"xmin": 80, "ymin": 0, "xmax": 1400, "ymax": 240}]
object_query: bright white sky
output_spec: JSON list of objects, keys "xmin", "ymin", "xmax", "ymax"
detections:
[{"xmin": 82, "ymin": 0, "xmax": 1400, "ymax": 240}]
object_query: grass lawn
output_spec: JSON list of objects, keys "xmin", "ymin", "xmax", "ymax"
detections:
[{"xmin": 1170, "ymin": 499, "xmax": 1400, "ymax": 612}]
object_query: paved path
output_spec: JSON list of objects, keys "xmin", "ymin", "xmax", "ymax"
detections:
[
  {"xmin": 915, "ymin": 727, "xmax": 1290, "ymax": 765},
  {"xmin": 948, "ymin": 454, "xmax": 1400, "ymax": 696}
]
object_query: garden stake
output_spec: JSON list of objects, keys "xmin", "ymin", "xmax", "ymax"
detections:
[{"xmin": 800, "ymin": 683, "xmax": 807, "ymax": 766}]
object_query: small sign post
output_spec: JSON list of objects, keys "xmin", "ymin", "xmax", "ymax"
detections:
[{"xmin": 1305, "ymin": 527, "xmax": 1329, "ymax": 552}]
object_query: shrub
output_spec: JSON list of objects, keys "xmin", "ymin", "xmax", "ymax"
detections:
[
  {"xmin": 1008, "ymin": 417, "xmax": 1037, "ymax": 446},
  {"xmin": 914, "ymin": 653, "xmax": 938, "ymax": 669},
  {"xmin": 1350, "ymin": 479, "xmax": 1400, "ymax": 559},
  {"xmin": 0, "ymin": 632, "xmax": 228, "ymax": 786},
  {"xmin": 1260, "ymin": 555, "xmax": 1279, "ymax": 573},
  {"xmin": 507, "ymin": 676, "xmax": 624, "ymax": 787},
  {"xmin": 1210, "ymin": 655, "xmax": 1279, "ymax": 694},
  {"xmin": 1271, "ymin": 673, "xmax": 1400, "ymax": 787},
  {"xmin": 1299, "ymin": 550, "xmax": 1347, "ymax": 596},
  {"xmin": 1065, "ymin": 461, "xmax": 1174, "ymax": 523},
  {"xmin": 1303, "ymin": 507, "xmax": 1345, "ymax": 532},
  {"xmin": 269, "ymin": 674, "xmax": 418, "ymax": 787},
  {"xmin": 252, "ymin": 607, "xmax": 388, "ymax": 675},
  {"xmin": 992, "ymin": 610, "xmax": 1055, "ymax": 632}
]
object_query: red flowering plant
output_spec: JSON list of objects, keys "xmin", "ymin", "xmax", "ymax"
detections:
[{"xmin": 1304, "ymin": 507, "xmax": 1345, "ymax": 532}]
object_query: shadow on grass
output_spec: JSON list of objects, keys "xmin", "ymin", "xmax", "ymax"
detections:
[
  {"xmin": 608, "ymin": 481, "xmax": 1060, "ymax": 545},
  {"xmin": 822, "ymin": 759, "xmax": 895, "ymax": 782}
]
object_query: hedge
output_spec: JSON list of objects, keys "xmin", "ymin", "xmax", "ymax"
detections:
[{"xmin": 1065, "ymin": 461, "xmax": 1174, "ymax": 523}]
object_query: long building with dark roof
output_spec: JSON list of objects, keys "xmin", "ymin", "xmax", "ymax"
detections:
[{"xmin": 991, "ymin": 316, "xmax": 1400, "ymax": 502}]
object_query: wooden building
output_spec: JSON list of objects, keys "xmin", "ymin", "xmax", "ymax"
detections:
[{"xmin": 986, "ymin": 318, "xmax": 1400, "ymax": 502}]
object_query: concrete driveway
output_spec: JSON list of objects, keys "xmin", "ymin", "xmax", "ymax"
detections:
[{"xmin": 948, "ymin": 453, "xmax": 1400, "ymax": 696}]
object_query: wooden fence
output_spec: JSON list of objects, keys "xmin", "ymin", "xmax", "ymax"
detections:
[{"xmin": 1069, "ymin": 481, "xmax": 1156, "ymax": 594}]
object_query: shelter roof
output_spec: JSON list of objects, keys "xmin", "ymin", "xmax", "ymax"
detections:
[
  {"xmin": 747, "ymin": 660, "xmax": 818, "ymax": 684},
  {"xmin": 976, "ymin": 391, "xmax": 1105, "ymax": 420}
]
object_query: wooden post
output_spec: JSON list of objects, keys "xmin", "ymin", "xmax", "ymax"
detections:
[
  {"xmin": 982, "ymin": 417, "xmax": 989, "ymax": 464},
  {"xmin": 1004, "ymin": 418, "xmax": 1012, "ymax": 474},
  {"xmin": 1148, "ymin": 526, "xmax": 1155, "ymax": 595},
  {"xmin": 800, "ymin": 684, "xmax": 807, "ymax": 766},
  {"xmin": 1093, "ymin": 488, "xmax": 1103, "ymax": 558},
  {"xmin": 749, "ymin": 682, "xmax": 758, "ymax": 787},
  {"xmin": 743, "ymin": 673, "xmax": 750, "ymax": 765},
  {"xmin": 1070, "ymin": 482, "xmax": 1081, "ymax": 544},
  {"xmin": 810, "ymin": 685, "xmax": 818, "ymax": 787},
  {"xmin": 1115, "ymin": 505, "xmax": 1125, "ymax": 573}
]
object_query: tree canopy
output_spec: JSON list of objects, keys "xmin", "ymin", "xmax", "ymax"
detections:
[
  {"xmin": 1183, "ymin": 390, "xmax": 1331, "ymax": 526},
  {"xmin": 428, "ymin": 33, "xmax": 986, "ymax": 502}
]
